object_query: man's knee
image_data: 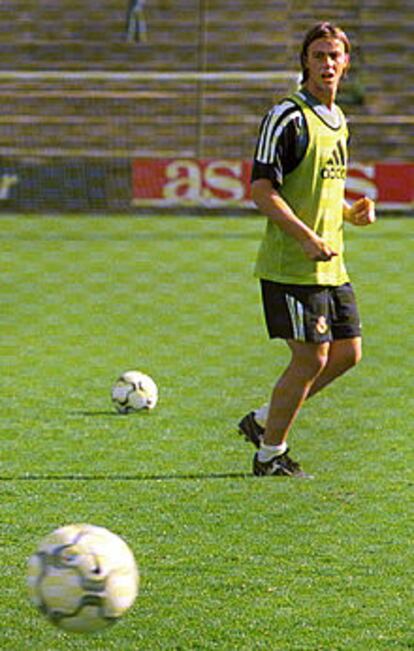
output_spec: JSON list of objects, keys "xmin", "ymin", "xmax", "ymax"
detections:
[
  {"xmin": 289, "ymin": 341, "xmax": 329, "ymax": 380},
  {"xmin": 339, "ymin": 338, "xmax": 362, "ymax": 371},
  {"xmin": 309, "ymin": 347, "xmax": 330, "ymax": 376}
]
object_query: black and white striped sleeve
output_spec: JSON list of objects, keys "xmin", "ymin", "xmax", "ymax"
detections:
[{"xmin": 251, "ymin": 100, "xmax": 308, "ymax": 189}]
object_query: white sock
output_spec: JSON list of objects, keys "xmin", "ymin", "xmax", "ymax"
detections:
[
  {"xmin": 257, "ymin": 441, "xmax": 288, "ymax": 462},
  {"xmin": 254, "ymin": 403, "xmax": 269, "ymax": 428}
]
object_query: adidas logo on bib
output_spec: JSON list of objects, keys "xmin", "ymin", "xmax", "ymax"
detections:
[{"xmin": 321, "ymin": 139, "xmax": 347, "ymax": 180}]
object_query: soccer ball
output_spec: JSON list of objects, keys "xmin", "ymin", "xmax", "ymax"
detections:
[
  {"xmin": 27, "ymin": 523, "xmax": 139, "ymax": 634},
  {"xmin": 111, "ymin": 370, "xmax": 158, "ymax": 413}
]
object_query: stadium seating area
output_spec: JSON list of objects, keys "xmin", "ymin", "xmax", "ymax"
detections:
[{"xmin": 0, "ymin": 0, "xmax": 412, "ymax": 163}]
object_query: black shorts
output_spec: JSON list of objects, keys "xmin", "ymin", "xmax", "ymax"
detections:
[{"xmin": 260, "ymin": 280, "xmax": 361, "ymax": 343}]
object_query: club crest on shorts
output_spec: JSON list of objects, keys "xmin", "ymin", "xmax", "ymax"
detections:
[{"xmin": 316, "ymin": 315, "xmax": 328, "ymax": 334}]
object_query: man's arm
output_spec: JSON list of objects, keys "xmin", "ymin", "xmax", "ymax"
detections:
[{"xmin": 251, "ymin": 178, "xmax": 338, "ymax": 262}]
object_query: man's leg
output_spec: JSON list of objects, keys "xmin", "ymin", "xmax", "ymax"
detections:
[
  {"xmin": 244, "ymin": 336, "xmax": 362, "ymax": 435},
  {"xmin": 262, "ymin": 339, "xmax": 330, "ymax": 445},
  {"xmin": 242, "ymin": 282, "xmax": 362, "ymax": 475},
  {"xmin": 253, "ymin": 340, "xmax": 329, "ymax": 477},
  {"xmin": 307, "ymin": 336, "xmax": 361, "ymax": 398}
]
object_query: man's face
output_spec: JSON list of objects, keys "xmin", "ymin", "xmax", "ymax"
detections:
[{"xmin": 304, "ymin": 37, "xmax": 349, "ymax": 96}]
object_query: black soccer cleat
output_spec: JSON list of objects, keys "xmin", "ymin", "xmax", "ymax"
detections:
[
  {"xmin": 238, "ymin": 411, "xmax": 265, "ymax": 449},
  {"xmin": 253, "ymin": 450, "xmax": 313, "ymax": 479}
]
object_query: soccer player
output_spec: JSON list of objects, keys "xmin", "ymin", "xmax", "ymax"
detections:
[
  {"xmin": 125, "ymin": 0, "xmax": 147, "ymax": 43},
  {"xmin": 239, "ymin": 22, "xmax": 376, "ymax": 478}
]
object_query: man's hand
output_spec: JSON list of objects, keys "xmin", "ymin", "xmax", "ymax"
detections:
[
  {"xmin": 251, "ymin": 180, "xmax": 339, "ymax": 262},
  {"xmin": 345, "ymin": 197, "xmax": 376, "ymax": 226},
  {"xmin": 301, "ymin": 234, "xmax": 338, "ymax": 262}
]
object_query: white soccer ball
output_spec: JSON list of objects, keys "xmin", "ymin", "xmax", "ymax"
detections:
[
  {"xmin": 27, "ymin": 523, "xmax": 139, "ymax": 634},
  {"xmin": 111, "ymin": 370, "xmax": 158, "ymax": 413}
]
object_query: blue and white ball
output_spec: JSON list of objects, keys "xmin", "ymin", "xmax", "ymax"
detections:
[
  {"xmin": 111, "ymin": 370, "xmax": 158, "ymax": 414},
  {"xmin": 27, "ymin": 523, "xmax": 139, "ymax": 634}
]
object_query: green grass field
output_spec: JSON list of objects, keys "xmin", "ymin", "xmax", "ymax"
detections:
[{"xmin": 0, "ymin": 214, "xmax": 412, "ymax": 650}]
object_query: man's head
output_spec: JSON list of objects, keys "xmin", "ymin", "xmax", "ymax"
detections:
[{"xmin": 300, "ymin": 22, "xmax": 351, "ymax": 85}]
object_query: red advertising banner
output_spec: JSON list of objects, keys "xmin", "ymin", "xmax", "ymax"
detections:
[
  {"xmin": 346, "ymin": 162, "xmax": 414, "ymax": 208},
  {"xmin": 132, "ymin": 159, "xmax": 252, "ymax": 208},
  {"xmin": 133, "ymin": 158, "xmax": 414, "ymax": 211}
]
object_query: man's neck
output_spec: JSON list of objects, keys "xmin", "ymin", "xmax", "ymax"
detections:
[{"xmin": 303, "ymin": 83, "xmax": 337, "ymax": 109}]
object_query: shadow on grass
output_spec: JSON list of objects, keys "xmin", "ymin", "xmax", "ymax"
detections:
[
  {"xmin": 75, "ymin": 411, "xmax": 122, "ymax": 416},
  {"xmin": 72, "ymin": 411, "xmax": 161, "ymax": 417},
  {"xmin": 0, "ymin": 472, "xmax": 251, "ymax": 482}
]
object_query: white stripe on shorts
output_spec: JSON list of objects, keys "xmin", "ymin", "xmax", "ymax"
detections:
[{"xmin": 286, "ymin": 294, "xmax": 306, "ymax": 341}]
